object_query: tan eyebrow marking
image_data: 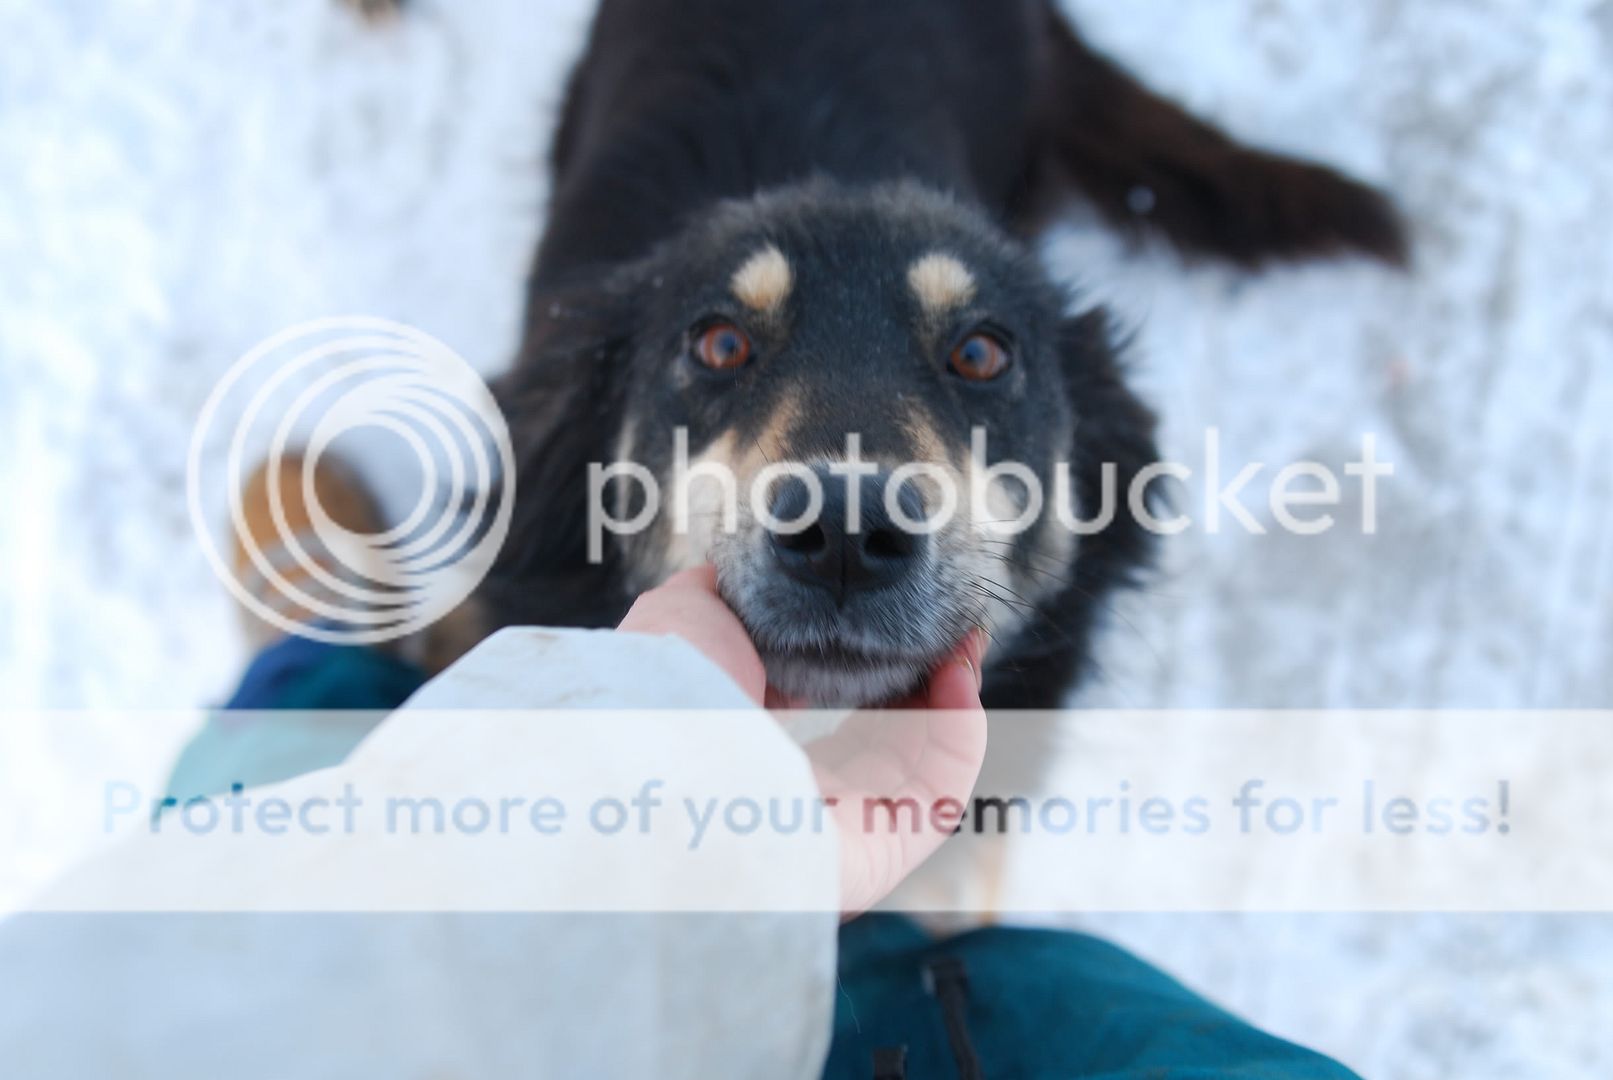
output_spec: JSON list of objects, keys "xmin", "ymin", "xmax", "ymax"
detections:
[
  {"xmin": 907, "ymin": 252, "xmax": 977, "ymax": 314},
  {"xmin": 731, "ymin": 244, "xmax": 793, "ymax": 313}
]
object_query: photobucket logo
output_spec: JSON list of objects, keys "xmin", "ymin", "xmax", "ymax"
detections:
[
  {"xmin": 587, "ymin": 426, "xmax": 1393, "ymax": 562},
  {"xmin": 187, "ymin": 317, "xmax": 514, "ymax": 645}
]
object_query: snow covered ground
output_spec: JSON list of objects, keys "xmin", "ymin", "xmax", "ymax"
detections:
[{"xmin": 2, "ymin": 0, "xmax": 1609, "ymax": 1076}]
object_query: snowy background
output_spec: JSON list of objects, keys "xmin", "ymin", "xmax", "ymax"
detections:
[{"xmin": 2, "ymin": 0, "xmax": 1610, "ymax": 1076}]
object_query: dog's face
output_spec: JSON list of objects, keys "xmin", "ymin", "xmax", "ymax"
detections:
[{"xmin": 587, "ymin": 184, "xmax": 1119, "ymax": 706}]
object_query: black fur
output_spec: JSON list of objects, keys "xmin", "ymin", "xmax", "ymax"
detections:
[{"xmin": 478, "ymin": 0, "xmax": 1405, "ymax": 709}]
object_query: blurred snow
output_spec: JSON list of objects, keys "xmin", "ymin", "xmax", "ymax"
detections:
[{"xmin": 0, "ymin": 0, "xmax": 1609, "ymax": 1076}]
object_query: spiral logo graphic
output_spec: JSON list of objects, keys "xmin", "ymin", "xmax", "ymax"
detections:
[{"xmin": 187, "ymin": 317, "xmax": 514, "ymax": 646}]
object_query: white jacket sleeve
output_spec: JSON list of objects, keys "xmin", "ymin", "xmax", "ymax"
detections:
[{"xmin": 0, "ymin": 628, "xmax": 841, "ymax": 1080}]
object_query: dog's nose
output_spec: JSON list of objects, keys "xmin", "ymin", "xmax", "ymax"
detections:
[{"xmin": 766, "ymin": 469, "xmax": 929, "ymax": 598}]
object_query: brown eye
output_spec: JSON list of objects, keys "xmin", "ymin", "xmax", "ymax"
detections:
[
  {"xmin": 693, "ymin": 322, "xmax": 753, "ymax": 371},
  {"xmin": 949, "ymin": 331, "xmax": 1011, "ymax": 381}
]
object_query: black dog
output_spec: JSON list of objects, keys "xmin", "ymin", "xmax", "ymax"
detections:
[{"xmin": 474, "ymin": 0, "xmax": 1404, "ymax": 711}]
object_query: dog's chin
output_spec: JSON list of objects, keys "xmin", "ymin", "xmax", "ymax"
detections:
[
  {"xmin": 759, "ymin": 647, "xmax": 931, "ymax": 709},
  {"xmin": 713, "ymin": 556, "xmax": 967, "ymax": 707}
]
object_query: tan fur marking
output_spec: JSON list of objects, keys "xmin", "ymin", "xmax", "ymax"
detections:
[
  {"xmin": 628, "ymin": 398, "xmax": 803, "ymax": 589},
  {"xmin": 731, "ymin": 245, "xmax": 793, "ymax": 313},
  {"xmin": 901, "ymin": 405, "xmax": 950, "ymax": 465},
  {"xmin": 907, "ymin": 253, "xmax": 977, "ymax": 314},
  {"xmin": 755, "ymin": 392, "xmax": 803, "ymax": 462}
]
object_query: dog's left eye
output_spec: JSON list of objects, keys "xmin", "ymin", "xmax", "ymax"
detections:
[
  {"xmin": 949, "ymin": 331, "xmax": 1012, "ymax": 381},
  {"xmin": 692, "ymin": 322, "xmax": 753, "ymax": 371}
]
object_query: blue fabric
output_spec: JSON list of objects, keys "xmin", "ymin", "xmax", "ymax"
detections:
[
  {"xmin": 825, "ymin": 914, "xmax": 1360, "ymax": 1079},
  {"xmin": 223, "ymin": 634, "xmax": 428, "ymax": 711},
  {"xmin": 163, "ymin": 636, "xmax": 425, "ymax": 805}
]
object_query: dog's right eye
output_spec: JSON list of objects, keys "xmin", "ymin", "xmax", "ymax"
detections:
[
  {"xmin": 949, "ymin": 331, "xmax": 1012, "ymax": 382},
  {"xmin": 691, "ymin": 322, "xmax": 753, "ymax": 371}
]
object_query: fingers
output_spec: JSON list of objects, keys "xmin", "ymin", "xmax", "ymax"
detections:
[
  {"xmin": 618, "ymin": 565, "xmax": 767, "ymax": 704},
  {"xmin": 925, "ymin": 627, "xmax": 987, "ymax": 709},
  {"xmin": 813, "ymin": 628, "xmax": 992, "ymax": 915},
  {"xmin": 883, "ymin": 626, "xmax": 988, "ymax": 711},
  {"xmin": 908, "ymin": 632, "xmax": 990, "ymax": 809},
  {"xmin": 764, "ymin": 684, "xmax": 810, "ymax": 711},
  {"xmin": 657, "ymin": 564, "xmax": 721, "ymax": 593}
]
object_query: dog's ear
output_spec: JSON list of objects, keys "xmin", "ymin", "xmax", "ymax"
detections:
[
  {"xmin": 1058, "ymin": 306, "xmax": 1160, "ymax": 601},
  {"xmin": 981, "ymin": 307, "xmax": 1159, "ymax": 709},
  {"xmin": 478, "ymin": 273, "xmax": 646, "ymax": 631}
]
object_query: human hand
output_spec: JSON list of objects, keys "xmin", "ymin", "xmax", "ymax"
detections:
[
  {"xmin": 618, "ymin": 565, "xmax": 989, "ymax": 915},
  {"xmin": 617, "ymin": 565, "xmax": 769, "ymax": 702},
  {"xmin": 800, "ymin": 628, "xmax": 988, "ymax": 916}
]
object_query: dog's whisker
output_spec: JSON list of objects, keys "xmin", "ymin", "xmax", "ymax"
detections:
[{"xmin": 979, "ymin": 550, "xmax": 1079, "ymax": 592}]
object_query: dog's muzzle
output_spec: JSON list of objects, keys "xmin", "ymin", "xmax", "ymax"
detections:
[
  {"xmin": 714, "ymin": 464, "xmax": 963, "ymax": 707},
  {"xmin": 765, "ymin": 468, "xmax": 930, "ymax": 602}
]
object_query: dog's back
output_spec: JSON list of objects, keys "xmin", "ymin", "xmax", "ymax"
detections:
[{"xmin": 534, "ymin": 0, "xmax": 1403, "ymax": 291}]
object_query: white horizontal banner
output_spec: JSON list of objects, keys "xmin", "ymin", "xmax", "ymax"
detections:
[{"xmin": 3, "ymin": 709, "xmax": 1609, "ymax": 914}]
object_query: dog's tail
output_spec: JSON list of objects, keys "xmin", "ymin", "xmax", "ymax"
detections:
[{"xmin": 1036, "ymin": 6, "xmax": 1407, "ymax": 268}]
